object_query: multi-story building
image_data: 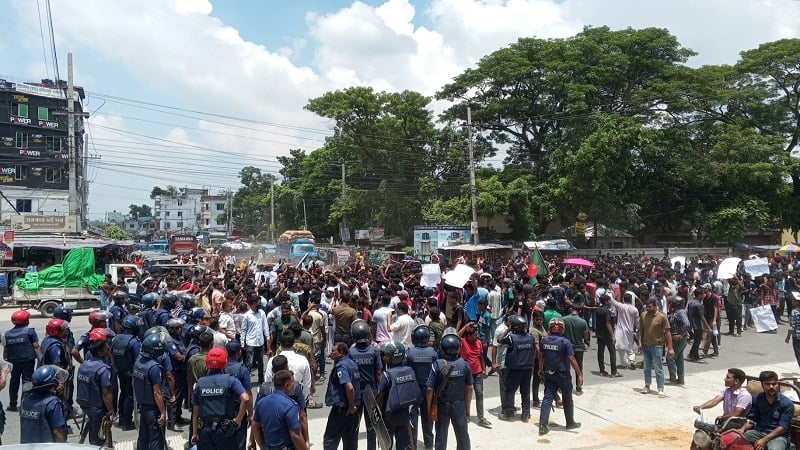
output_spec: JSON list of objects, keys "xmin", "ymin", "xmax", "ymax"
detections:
[
  {"xmin": 199, "ymin": 193, "xmax": 229, "ymax": 232},
  {"xmin": 0, "ymin": 78, "xmax": 86, "ymax": 231},
  {"xmin": 153, "ymin": 188, "xmax": 206, "ymax": 233}
]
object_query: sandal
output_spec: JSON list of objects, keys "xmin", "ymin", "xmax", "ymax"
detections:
[{"xmin": 611, "ymin": 372, "xmax": 623, "ymax": 378}]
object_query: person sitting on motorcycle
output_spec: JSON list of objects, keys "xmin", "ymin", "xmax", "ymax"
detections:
[
  {"xmin": 737, "ymin": 370, "xmax": 794, "ymax": 450},
  {"xmin": 693, "ymin": 368, "xmax": 752, "ymax": 423}
]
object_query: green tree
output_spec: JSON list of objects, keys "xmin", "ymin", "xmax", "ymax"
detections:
[
  {"xmin": 105, "ymin": 225, "xmax": 129, "ymax": 240},
  {"xmin": 128, "ymin": 204, "xmax": 152, "ymax": 220}
]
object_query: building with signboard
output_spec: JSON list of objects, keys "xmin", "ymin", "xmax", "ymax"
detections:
[
  {"xmin": 413, "ymin": 225, "xmax": 471, "ymax": 260},
  {"xmin": 0, "ymin": 78, "xmax": 86, "ymax": 231}
]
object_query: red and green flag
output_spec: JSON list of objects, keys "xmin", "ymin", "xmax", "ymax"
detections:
[{"xmin": 528, "ymin": 247, "xmax": 548, "ymax": 286}]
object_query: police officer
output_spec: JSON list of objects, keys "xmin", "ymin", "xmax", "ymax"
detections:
[
  {"xmin": 349, "ymin": 319, "xmax": 382, "ymax": 450},
  {"xmin": 111, "ymin": 315, "xmax": 141, "ymax": 431},
  {"xmin": 426, "ymin": 334, "xmax": 473, "ymax": 450},
  {"xmin": 182, "ymin": 308, "xmax": 208, "ymax": 346},
  {"xmin": 253, "ymin": 354, "xmax": 310, "ymax": 449},
  {"xmin": 39, "ymin": 319, "xmax": 70, "ymax": 370},
  {"xmin": 190, "ymin": 347, "xmax": 250, "ymax": 450},
  {"xmin": 224, "ymin": 340, "xmax": 252, "ymax": 449},
  {"xmin": 71, "ymin": 310, "xmax": 111, "ymax": 364},
  {"xmin": 138, "ymin": 292, "xmax": 159, "ymax": 339},
  {"xmin": 323, "ymin": 341, "xmax": 361, "ymax": 450},
  {"xmin": 377, "ymin": 341, "xmax": 421, "ymax": 450},
  {"xmin": 498, "ymin": 314, "xmax": 536, "ymax": 422},
  {"xmin": 538, "ymin": 317, "xmax": 582, "ymax": 436},
  {"xmin": 133, "ymin": 332, "xmax": 169, "ymax": 450},
  {"xmin": 157, "ymin": 294, "xmax": 177, "ymax": 327},
  {"xmin": 178, "ymin": 293, "xmax": 197, "ymax": 322},
  {"xmin": 4, "ymin": 309, "xmax": 39, "ymax": 412},
  {"xmin": 165, "ymin": 318, "xmax": 190, "ymax": 429},
  {"xmin": 143, "ymin": 326, "xmax": 180, "ymax": 433},
  {"xmin": 19, "ymin": 365, "xmax": 68, "ymax": 443},
  {"xmin": 109, "ymin": 290, "xmax": 130, "ymax": 334},
  {"xmin": 53, "ymin": 306, "xmax": 78, "ymax": 419},
  {"xmin": 406, "ymin": 325, "xmax": 438, "ymax": 450},
  {"xmin": 252, "ymin": 369, "xmax": 309, "ymax": 450},
  {"xmin": 76, "ymin": 328, "xmax": 116, "ymax": 446}
]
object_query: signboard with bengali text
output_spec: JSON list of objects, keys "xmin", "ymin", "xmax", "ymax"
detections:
[
  {"xmin": 10, "ymin": 215, "xmax": 77, "ymax": 233},
  {"xmin": 0, "ymin": 230, "xmax": 14, "ymax": 261}
]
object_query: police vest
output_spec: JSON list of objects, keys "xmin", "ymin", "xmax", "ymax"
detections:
[
  {"xmin": 506, "ymin": 333, "xmax": 535, "ymax": 370},
  {"xmin": 167, "ymin": 340, "xmax": 186, "ymax": 373},
  {"xmin": 5, "ymin": 327, "xmax": 35, "ymax": 363},
  {"xmin": 406, "ymin": 346, "xmax": 438, "ymax": 387},
  {"xmin": 111, "ymin": 334, "xmax": 137, "ymax": 375},
  {"xmin": 133, "ymin": 357, "xmax": 161, "ymax": 406},
  {"xmin": 225, "ymin": 361, "xmax": 245, "ymax": 385},
  {"xmin": 38, "ymin": 336, "xmax": 64, "ymax": 368},
  {"xmin": 20, "ymin": 392, "xmax": 60, "ymax": 443},
  {"xmin": 435, "ymin": 358, "xmax": 468, "ymax": 404},
  {"xmin": 156, "ymin": 308, "xmax": 171, "ymax": 327},
  {"xmin": 383, "ymin": 366, "xmax": 421, "ymax": 413},
  {"xmin": 77, "ymin": 358, "xmax": 109, "ymax": 410},
  {"xmin": 110, "ymin": 304, "xmax": 129, "ymax": 323},
  {"xmin": 326, "ymin": 357, "xmax": 362, "ymax": 408},
  {"xmin": 138, "ymin": 309, "xmax": 155, "ymax": 339},
  {"xmin": 541, "ymin": 334, "xmax": 569, "ymax": 373},
  {"xmin": 195, "ymin": 374, "xmax": 238, "ymax": 422},
  {"xmin": 349, "ymin": 346, "xmax": 379, "ymax": 388}
]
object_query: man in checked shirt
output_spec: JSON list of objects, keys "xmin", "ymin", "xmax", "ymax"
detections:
[{"xmin": 784, "ymin": 292, "xmax": 800, "ymax": 369}]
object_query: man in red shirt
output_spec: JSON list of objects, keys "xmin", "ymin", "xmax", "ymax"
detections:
[{"xmin": 459, "ymin": 322, "xmax": 491, "ymax": 428}]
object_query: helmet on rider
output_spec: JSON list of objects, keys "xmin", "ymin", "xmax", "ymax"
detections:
[
  {"xmin": 46, "ymin": 318, "xmax": 69, "ymax": 339},
  {"xmin": 140, "ymin": 333, "xmax": 167, "ymax": 359},
  {"xmin": 379, "ymin": 341, "xmax": 406, "ymax": 366},
  {"xmin": 141, "ymin": 292, "xmax": 158, "ymax": 308},
  {"xmin": 350, "ymin": 320, "xmax": 371, "ymax": 344},
  {"xmin": 11, "ymin": 309, "xmax": 30, "ymax": 326},
  {"xmin": 31, "ymin": 365, "xmax": 69, "ymax": 392},
  {"xmin": 88, "ymin": 310, "xmax": 110, "ymax": 328},
  {"xmin": 411, "ymin": 325, "xmax": 431, "ymax": 347},
  {"xmin": 53, "ymin": 305, "xmax": 74, "ymax": 322},
  {"xmin": 549, "ymin": 317, "xmax": 565, "ymax": 334},
  {"xmin": 440, "ymin": 334, "xmax": 461, "ymax": 358}
]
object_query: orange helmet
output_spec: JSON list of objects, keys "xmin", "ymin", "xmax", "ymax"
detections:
[
  {"xmin": 11, "ymin": 309, "xmax": 30, "ymax": 326},
  {"xmin": 46, "ymin": 318, "xmax": 69, "ymax": 338},
  {"xmin": 549, "ymin": 317, "xmax": 565, "ymax": 334},
  {"xmin": 206, "ymin": 347, "xmax": 227, "ymax": 370},
  {"xmin": 89, "ymin": 328, "xmax": 112, "ymax": 342},
  {"xmin": 88, "ymin": 310, "xmax": 110, "ymax": 328}
]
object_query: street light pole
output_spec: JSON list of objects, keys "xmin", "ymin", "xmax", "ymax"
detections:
[{"xmin": 467, "ymin": 106, "xmax": 478, "ymax": 245}]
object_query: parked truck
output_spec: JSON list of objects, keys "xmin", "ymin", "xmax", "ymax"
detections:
[{"xmin": 276, "ymin": 230, "xmax": 318, "ymax": 263}]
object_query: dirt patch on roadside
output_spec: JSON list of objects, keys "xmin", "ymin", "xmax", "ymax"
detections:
[{"xmin": 574, "ymin": 424, "xmax": 693, "ymax": 448}]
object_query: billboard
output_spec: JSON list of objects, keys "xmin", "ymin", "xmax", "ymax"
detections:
[
  {"xmin": 11, "ymin": 215, "xmax": 78, "ymax": 233},
  {"xmin": 0, "ymin": 230, "xmax": 14, "ymax": 261}
]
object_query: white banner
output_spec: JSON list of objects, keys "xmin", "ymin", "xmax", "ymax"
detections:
[
  {"xmin": 743, "ymin": 257, "xmax": 770, "ymax": 277},
  {"xmin": 420, "ymin": 264, "xmax": 441, "ymax": 287},
  {"xmin": 443, "ymin": 264, "xmax": 474, "ymax": 288},
  {"xmin": 717, "ymin": 257, "xmax": 742, "ymax": 280}
]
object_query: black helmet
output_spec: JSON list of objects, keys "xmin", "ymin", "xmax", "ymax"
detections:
[
  {"xmin": 161, "ymin": 294, "xmax": 178, "ymax": 309},
  {"xmin": 510, "ymin": 314, "xmax": 527, "ymax": 333},
  {"xmin": 141, "ymin": 333, "xmax": 167, "ymax": 359},
  {"xmin": 350, "ymin": 319, "xmax": 371, "ymax": 344},
  {"xmin": 379, "ymin": 341, "xmax": 406, "ymax": 366},
  {"xmin": 141, "ymin": 292, "xmax": 158, "ymax": 308},
  {"xmin": 440, "ymin": 334, "xmax": 461, "ymax": 358},
  {"xmin": 143, "ymin": 326, "xmax": 171, "ymax": 343},
  {"xmin": 178, "ymin": 293, "xmax": 196, "ymax": 309},
  {"xmin": 53, "ymin": 305, "xmax": 74, "ymax": 322},
  {"xmin": 190, "ymin": 324, "xmax": 210, "ymax": 340},
  {"xmin": 31, "ymin": 365, "xmax": 68, "ymax": 391},
  {"xmin": 112, "ymin": 290, "xmax": 128, "ymax": 302},
  {"xmin": 412, "ymin": 325, "xmax": 431, "ymax": 346},
  {"xmin": 122, "ymin": 315, "xmax": 141, "ymax": 332}
]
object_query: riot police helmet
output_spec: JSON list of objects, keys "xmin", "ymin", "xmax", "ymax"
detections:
[
  {"xmin": 440, "ymin": 334, "xmax": 461, "ymax": 358},
  {"xmin": 161, "ymin": 293, "xmax": 178, "ymax": 309},
  {"xmin": 122, "ymin": 315, "xmax": 142, "ymax": 332},
  {"xmin": 350, "ymin": 319, "xmax": 371, "ymax": 344},
  {"xmin": 45, "ymin": 318, "xmax": 69, "ymax": 339},
  {"xmin": 11, "ymin": 309, "xmax": 30, "ymax": 326},
  {"xmin": 140, "ymin": 332, "xmax": 167, "ymax": 359},
  {"xmin": 510, "ymin": 314, "xmax": 528, "ymax": 333},
  {"xmin": 411, "ymin": 325, "xmax": 431, "ymax": 347},
  {"xmin": 166, "ymin": 318, "xmax": 186, "ymax": 333},
  {"xmin": 141, "ymin": 292, "xmax": 158, "ymax": 308},
  {"xmin": 31, "ymin": 365, "xmax": 68, "ymax": 391},
  {"xmin": 379, "ymin": 340, "xmax": 406, "ymax": 366},
  {"xmin": 190, "ymin": 324, "xmax": 210, "ymax": 340},
  {"xmin": 112, "ymin": 290, "xmax": 128, "ymax": 302},
  {"xmin": 549, "ymin": 317, "xmax": 565, "ymax": 334},
  {"xmin": 143, "ymin": 325, "xmax": 171, "ymax": 342},
  {"xmin": 190, "ymin": 307, "xmax": 208, "ymax": 322},
  {"xmin": 88, "ymin": 310, "xmax": 110, "ymax": 328},
  {"xmin": 89, "ymin": 327, "xmax": 113, "ymax": 342},
  {"xmin": 53, "ymin": 305, "xmax": 74, "ymax": 322},
  {"xmin": 178, "ymin": 293, "xmax": 196, "ymax": 309}
]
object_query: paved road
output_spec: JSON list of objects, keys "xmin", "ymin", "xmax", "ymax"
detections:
[{"xmin": 0, "ymin": 305, "xmax": 796, "ymax": 448}]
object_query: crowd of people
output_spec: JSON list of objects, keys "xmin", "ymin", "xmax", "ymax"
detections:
[{"xmin": 3, "ymin": 249, "xmax": 800, "ymax": 449}]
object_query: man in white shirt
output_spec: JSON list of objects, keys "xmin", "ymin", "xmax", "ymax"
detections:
[
  {"xmin": 266, "ymin": 330, "xmax": 312, "ymax": 399},
  {"xmin": 373, "ymin": 294, "xmax": 394, "ymax": 344},
  {"xmin": 240, "ymin": 295, "xmax": 269, "ymax": 383},
  {"xmin": 390, "ymin": 302, "xmax": 415, "ymax": 347}
]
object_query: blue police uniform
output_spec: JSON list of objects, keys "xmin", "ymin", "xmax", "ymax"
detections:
[
  {"xmin": 323, "ymin": 354, "xmax": 362, "ymax": 450},
  {"xmin": 76, "ymin": 353, "xmax": 113, "ymax": 446},
  {"xmin": 155, "ymin": 308, "xmax": 172, "ymax": 328},
  {"xmin": 257, "ymin": 380, "xmax": 306, "ymax": 406},
  {"xmin": 111, "ymin": 332, "xmax": 140, "ymax": 426},
  {"xmin": 539, "ymin": 334, "xmax": 577, "ymax": 428},
  {"xmin": 133, "ymin": 356, "xmax": 166, "ymax": 450},
  {"xmin": 137, "ymin": 308, "xmax": 156, "ymax": 339},
  {"xmin": 406, "ymin": 345, "xmax": 438, "ymax": 448},
  {"xmin": 500, "ymin": 332, "xmax": 535, "ymax": 418},
  {"xmin": 191, "ymin": 372, "xmax": 246, "ymax": 450},
  {"xmin": 350, "ymin": 344, "xmax": 382, "ymax": 450},
  {"xmin": 109, "ymin": 303, "xmax": 129, "ymax": 332},
  {"xmin": 426, "ymin": 357, "xmax": 473, "ymax": 450},
  {"xmin": 254, "ymin": 389, "xmax": 302, "ymax": 449},
  {"xmin": 72, "ymin": 331, "xmax": 91, "ymax": 359},
  {"xmin": 166, "ymin": 338, "xmax": 188, "ymax": 424},
  {"xmin": 19, "ymin": 390, "xmax": 66, "ymax": 443},
  {"xmin": 5, "ymin": 325, "xmax": 38, "ymax": 409},
  {"xmin": 225, "ymin": 359, "xmax": 252, "ymax": 449},
  {"xmin": 38, "ymin": 336, "xmax": 69, "ymax": 369},
  {"xmin": 378, "ymin": 365, "xmax": 421, "ymax": 450}
]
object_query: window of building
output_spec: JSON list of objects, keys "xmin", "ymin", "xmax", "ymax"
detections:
[
  {"xmin": 15, "ymin": 132, "xmax": 27, "ymax": 149},
  {"xmin": 205, "ymin": 219, "xmax": 209, "ymax": 226},
  {"xmin": 45, "ymin": 136, "xmax": 62, "ymax": 153},
  {"xmin": 44, "ymin": 168, "xmax": 62, "ymax": 183},
  {"xmin": 177, "ymin": 201, "xmax": 183, "ymax": 206},
  {"xmin": 216, "ymin": 203, "xmax": 225, "ymax": 211},
  {"xmin": 13, "ymin": 102, "xmax": 28, "ymax": 118},
  {"xmin": 129, "ymin": 224, "xmax": 135, "ymax": 230},
  {"xmin": 165, "ymin": 211, "xmax": 170, "ymax": 217},
  {"xmin": 14, "ymin": 165, "xmax": 28, "ymax": 180},
  {"xmin": 38, "ymin": 107, "xmax": 49, "ymax": 121},
  {"xmin": 165, "ymin": 222, "xmax": 171, "ymax": 230},
  {"xmin": 177, "ymin": 211, "xmax": 182, "ymax": 217},
  {"xmin": 204, "ymin": 204, "xmax": 209, "ymax": 211},
  {"xmin": 176, "ymin": 221, "xmax": 183, "ymax": 228},
  {"xmin": 15, "ymin": 199, "xmax": 32, "ymax": 213}
]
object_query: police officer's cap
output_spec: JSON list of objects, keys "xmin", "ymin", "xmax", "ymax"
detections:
[{"xmin": 225, "ymin": 340, "xmax": 242, "ymax": 354}]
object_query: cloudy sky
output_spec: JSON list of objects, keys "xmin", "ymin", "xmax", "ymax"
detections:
[{"xmin": 1, "ymin": 0, "xmax": 798, "ymax": 220}]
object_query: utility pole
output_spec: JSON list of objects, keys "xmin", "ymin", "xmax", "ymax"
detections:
[
  {"xmin": 227, "ymin": 188, "xmax": 232, "ymax": 235},
  {"xmin": 341, "ymin": 163, "xmax": 347, "ymax": 245},
  {"xmin": 270, "ymin": 182, "xmax": 275, "ymax": 243},
  {"xmin": 67, "ymin": 53, "xmax": 78, "ymax": 230},
  {"xmin": 467, "ymin": 106, "xmax": 479, "ymax": 245},
  {"xmin": 302, "ymin": 198, "xmax": 308, "ymax": 231}
]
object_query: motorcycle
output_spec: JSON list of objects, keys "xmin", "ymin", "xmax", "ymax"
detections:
[{"xmin": 692, "ymin": 412, "xmax": 752, "ymax": 450}]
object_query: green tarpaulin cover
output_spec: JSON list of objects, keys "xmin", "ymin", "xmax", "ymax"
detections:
[{"xmin": 14, "ymin": 247, "xmax": 105, "ymax": 291}]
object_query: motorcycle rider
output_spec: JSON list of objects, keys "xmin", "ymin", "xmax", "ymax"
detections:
[
  {"xmin": 5, "ymin": 309, "xmax": 39, "ymax": 412},
  {"xmin": 111, "ymin": 315, "xmax": 142, "ymax": 431},
  {"xmin": 19, "ymin": 365, "xmax": 69, "ymax": 443},
  {"xmin": 737, "ymin": 370, "xmax": 794, "ymax": 450}
]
